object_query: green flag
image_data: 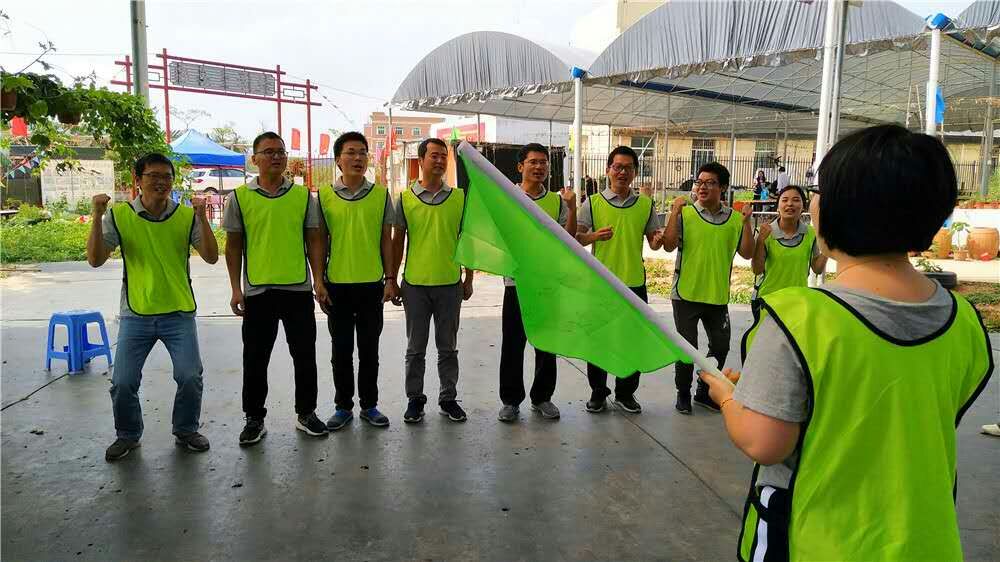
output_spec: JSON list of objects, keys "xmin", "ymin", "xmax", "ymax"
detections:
[{"xmin": 454, "ymin": 142, "xmax": 697, "ymax": 378}]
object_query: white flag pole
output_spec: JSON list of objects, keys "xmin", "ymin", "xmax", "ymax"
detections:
[{"xmin": 456, "ymin": 141, "xmax": 734, "ymax": 388}]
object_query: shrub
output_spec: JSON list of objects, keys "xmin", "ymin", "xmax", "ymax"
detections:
[
  {"xmin": 1, "ymin": 219, "xmax": 90, "ymax": 262},
  {"xmin": 9, "ymin": 204, "xmax": 49, "ymax": 225}
]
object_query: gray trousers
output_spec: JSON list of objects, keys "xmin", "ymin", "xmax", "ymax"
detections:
[{"xmin": 401, "ymin": 281, "xmax": 462, "ymax": 404}]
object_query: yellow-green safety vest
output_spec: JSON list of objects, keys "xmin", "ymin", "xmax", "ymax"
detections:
[
  {"xmin": 318, "ymin": 184, "xmax": 387, "ymax": 284},
  {"xmin": 401, "ymin": 186, "xmax": 465, "ymax": 286},
  {"xmin": 676, "ymin": 205, "xmax": 743, "ymax": 304},
  {"xmin": 591, "ymin": 192, "xmax": 651, "ymax": 288},
  {"xmin": 755, "ymin": 224, "xmax": 816, "ymax": 299},
  {"xmin": 234, "ymin": 184, "xmax": 309, "ymax": 287}
]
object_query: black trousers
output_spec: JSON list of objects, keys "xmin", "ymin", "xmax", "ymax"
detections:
[
  {"xmin": 499, "ymin": 286, "xmax": 556, "ymax": 406},
  {"xmin": 326, "ymin": 281, "xmax": 384, "ymax": 411},
  {"xmin": 587, "ymin": 285, "xmax": 647, "ymax": 401},
  {"xmin": 672, "ymin": 298, "xmax": 731, "ymax": 396},
  {"xmin": 242, "ymin": 289, "xmax": 318, "ymax": 419}
]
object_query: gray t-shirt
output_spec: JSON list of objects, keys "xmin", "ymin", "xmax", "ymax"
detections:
[
  {"xmin": 222, "ymin": 177, "xmax": 321, "ymax": 296},
  {"xmin": 504, "ymin": 186, "xmax": 569, "ymax": 287},
  {"xmin": 734, "ymin": 282, "xmax": 955, "ymax": 489},
  {"xmin": 751, "ymin": 218, "xmax": 822, "ymax": 300},
  {"xmin": 670, "ymin": 201, "xmax": 738, "ymax": 300},
  {"xmin": 391, "ymin": 181, "xmax": 454, "ymax": 230},
  {"xmin": 324, "ymin": 178, "xmax": 396, "ymax": 226},
  {"xmin": 102, "ymin": 197, "xmax": 203, "ymax": 318}
]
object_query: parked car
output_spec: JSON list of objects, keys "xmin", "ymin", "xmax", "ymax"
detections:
[{"xmin": 187, "ymin": 168, "xmax": 252, "ymax": 191}]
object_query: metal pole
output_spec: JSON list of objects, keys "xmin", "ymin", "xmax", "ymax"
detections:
[
  {"xmin": 925, "ymin": 27, "xmax": 942, "ymax": 136},
  {"xmin": 827, "ymin": 0, "xmax": 848, "ymax": 146},
  {"xmin": 548, "ymin": 120, "xmax": 553, "ymax": 191},
  {"xmin": 161, "ymin": 48, "xmax": 172, "ymax": 142},
  {"xmin": 276, "ymin": 64, "xmax": 282, "ymax": 137},
  {"xmin": 572, "ymin": 67, "xmax": 585, "ymax": 201},
  {"xmin": 387, "ymin": 106, "xmax": 394, "ymax": 191},
  {"xmin": 476, "ymin": 113, "xmax": 482, "ymax": 148},
  {"xmin": 124, "ymin": 55, "xmax": 132, "ymax": 93},
  {"xmin": 306, "ymin": 79, "xmax": 313, "ymax": 189},
  {"xmin": 905, "ymin": 84, "xmax": 912, "ymax": 128},
  {"xmin": 129, "ymin": 0, "xmax": 149, "ymax": 104},
  {"xmin": 814, "ymin": 0, "xmax": 840, "ymax": 169},
  {"xmin": 782, "ymin": 115, "xmax": 789, "ymax": 165},
  {"xmin": 980, "ymin": 63, "xmax": 996, "ymax": 197}
]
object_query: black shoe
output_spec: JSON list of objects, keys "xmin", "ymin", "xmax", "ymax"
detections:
[
  {"xmin": 675, "ymin": 394, "xmax": 692, "ymax": 415},
  {"xmin": 403, "ymin": 400, "xmax": 425, "ymax": 424},
  {"xmin": 439, "ymin": 400, "xmax": 467, "ymax": 422},
  {"xmin": 174, "ymin": 432, "xmax": 210, "ymax": 452},
  {"xmin": 614, "ymin": 396, "xmax": 642, "ymax": 414},
  {"xmin": 105, "ymin": 438, "xmax": 140, "ymax": 462},
  {"xmin": 296, "ymin": 412, "xmax": 329, "ymax": 437},
  {"xmin": 693, "ymin": 392, "xmax": 721, "ymax": 413},
  {"xmin": 585, "ymin": 398, "xmax": 607, "ymax": 413},
  {"xmin": 239, "ymin": 417, "xmax": 267, "ymax": 446}
]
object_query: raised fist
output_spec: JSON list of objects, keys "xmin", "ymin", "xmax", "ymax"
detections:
[{"xmin": 92, "ymin": 193, "xmax": 111, "ymax": 216}]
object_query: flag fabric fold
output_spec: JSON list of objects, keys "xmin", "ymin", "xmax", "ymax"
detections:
[{"xmin": 453, "ymin": 142, "xmax": 698, "ymax": 378}]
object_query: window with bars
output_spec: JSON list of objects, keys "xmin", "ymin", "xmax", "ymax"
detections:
[
  {"xmin": 376, "ymin": 125, "xmax": 385, "ymax": 135},
  {"xmin": 630, "ymin": 136, "xmax": 655, "ymax": 181},
  {"xmin": 691, "ymin": 138, "xmax": 716, "ymax": 176},
  {"xmin": 754, "ymin": 139, "xmax": 778, "ymax": 172},
  {"xmin": 395, "ymin": 126, "xmax": 404, "ymax": 135}
]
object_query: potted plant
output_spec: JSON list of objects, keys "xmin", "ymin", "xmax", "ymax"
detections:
[
  {"xmin": 53, "ymin": 87, "xmax": 87, "ymax": 125},
  {"xmin": 915, "ymin": 257, "xmax": 957, "ymax": 288},
  {"xmin": 1, "ymin": 73, "xmax": 33, "ymax": 111},
  {"xmin": 950, "ymin": 221, "xmax": 971, "ymax": 260}
]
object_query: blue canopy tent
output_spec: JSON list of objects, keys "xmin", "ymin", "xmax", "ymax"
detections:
[{"xmin": 169, "ymin": 129, "xmax": 246, "ymax": 168}]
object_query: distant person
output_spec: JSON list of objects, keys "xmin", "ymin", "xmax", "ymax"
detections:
[
  {"xmin": 776, "ymin": 166, "xmax": 790, "ymax": 191},
  {"xmin": 313, "ymin": 132, "xmax": 396, "ymax": 432},
  {"xmin": 699, "ymin": 124, "xmax": 993, "ymax": 561},
  {"xmin": 390, "ymin": 138, "xmax": 475, "ymax": 424},
  {"xmin": 497, "ymin": 143, "xmax": 577, "ymax": 423},
  {"xmin": 87, "ymin": 153, "xmax": 219, "ymax": 461},
  {"xmin": 576, "ymin": 146, "xmax": 663, "ymax": 415},
  {"xmin": 753, "ymin": 170, "xmax": 767, "ymax": 200},
  {"xmin": 224, "ymin": 132, "xmax": 330, "ymax": 446}
]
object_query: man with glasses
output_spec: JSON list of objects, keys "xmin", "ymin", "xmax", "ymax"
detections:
[
  {"xmin": 497, "ymin": 143, "xmax": 577, "ymax": 423},
  {"xmin": 576, "ymin": 146, "xmax": 663, "ymax": 415},
  {"xmin": 311, "ymin": 132, "xmax": 395, "ymax": 431},
  {"xmin": 659, "ymin": 162, "xmax": 754, "ymax": 414},
  {"xmin": 224, "ymin": 131, "xmax": 329, "ymax": 445},
  {"xmin": 87, "ymin": 153, "xmax": 219, "ymax": 461},
  {"xmin": 390, "ymin": 137, "xmax": 474, "ymax": 424}
]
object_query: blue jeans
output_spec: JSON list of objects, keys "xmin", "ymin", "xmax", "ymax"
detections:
[{"xmin": 110, "ymin": 314, "xmax": 204, "ymax": 440}]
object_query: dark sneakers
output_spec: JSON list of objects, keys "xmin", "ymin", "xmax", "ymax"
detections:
[
  {"xmin": 296, "ymin": 412, "xmax": 329, "ymax": 436},
  {"xmin": 360, "ymin": 407, "xmax": 390, "ymax": 427},
  {"xmin": 585, "ymin": 398, "xmax": 607, "ymax": 413},
  {"xmin": 614, "ymin": 396, "xmax": 642, "ymax": 414},
  {"xmin": 403, "ymin": 400, "xmax": 425, "ymax": 424},
  {"xmin": 675, "ymin": 394, "xmax": 693, "ymax": 415},
  {"xmin": 105, "ymin": 438, "xmax": 140, "ymax": 462},
  {"xmin": 174, "ymin": 432, "xmax": 210, "ymax": 452},
  {"xmin": 693, "ymin": 392, "xmax": 721, "ymax": 413},
  {"xmin": 239, "ymin": 417, "xmax": 267, "ymax": 446},
  {"xmin": 439, "ymin": 400, "xmax": 467, "ymax": 422},
  {"xmin": 326, "ymin": 409, "xmax": 354, "ymax": 431}
]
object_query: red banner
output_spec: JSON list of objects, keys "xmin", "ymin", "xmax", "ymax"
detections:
[
  {"xmin": 291, "ymin": 128, "xmax": 301, "ymax": 151},
  {"xmin": 319, "ymin": 133, "xmax": 330, "ymax": 156},
  {"xmin": 10, "ymin": 117, "xmax": 28, "ymax": 137}
]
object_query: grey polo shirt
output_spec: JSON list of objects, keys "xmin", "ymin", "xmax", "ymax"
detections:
[
  {"xmin": 391, "ymin": 181, "xmax": 454, "ymax": 230},
  {"xmin": 222, "ymin": 177, "xmax": 322, "ymax": 296},
  {"xmin": 504, "ymin": 186, "xmax": 570, "ymax": 287},
  {"xmin": 670, "ymin": 201, "xmax": 736, "ymax": 300},
  {"xmin": 102, "ymin": 197, "xmax": 202, "ymax": 318},
  {"xmin": 577, "ymin": 187, "xmax": 658, "ymax": 234},
  {"xmin": 750, "ymin": 219, "xmax": 822, "ymax": 301},
  {"xmin": 326, "ymin": 178, "xmax": 396, "ymax": 225}
]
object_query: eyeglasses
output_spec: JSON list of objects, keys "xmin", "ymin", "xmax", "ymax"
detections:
[
  {"xmin": 693, "ymin": 179, "xmax": 719, "ymax": 188},
  {"xmin": 255, "ymin": 150, "xmax": 288, "ymax": 159},
  {"xmin": 341, "ymin": 150, "xmax": 368, "ymax": 159},
  {"xmin": 141, "ymin": 172, "xmax": 174, "ymax": 182},
  {"xmin": 524, "ymin": 159, "xmax": 549, "ymax": 167},
  {"xmin": 609, "ymin": 164, "xmax": 635, "ymax": 174}
]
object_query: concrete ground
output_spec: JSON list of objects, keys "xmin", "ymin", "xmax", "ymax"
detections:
[{"xmin": 2, "ymin": 261, "xmax": 998, "ymax": 561}]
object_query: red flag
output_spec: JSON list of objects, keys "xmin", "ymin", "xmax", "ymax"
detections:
[
  {"xmin": 319, "ymin": 133, "xmax": 331, "ymax": 156},
  {"xmin": 10, "ymin": 117, "xmax": 28, "ymax": 137},
  {"xmin": 291, "ymin": 128, "xmax": 302, "ymax": 151}
]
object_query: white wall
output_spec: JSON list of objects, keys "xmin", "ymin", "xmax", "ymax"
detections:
[{"xmin": 41, "ymin": 160, "xmax": 116, "ymax": 206}]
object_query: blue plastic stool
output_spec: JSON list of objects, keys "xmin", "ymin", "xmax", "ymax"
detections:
[{"xmin": 45, "ymin": 310, "xmax": 113, "ymax": 374}]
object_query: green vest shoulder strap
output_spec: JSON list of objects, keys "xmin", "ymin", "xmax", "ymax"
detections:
[
  {"xmin": 737, "ymin": 287, "xmax": 993, "ymax": 562},
  {"xmin": 318, "ymin": 184, "xmax": 387, "ymax": 284},
  {"xmin": 590, "ymin": 192, "xmax": 651, "ymax": 287},
  {"xmin": 110, "ymin": 202, "xmax": 196, "ymax": 315},
  {"xmin": 755, "ymin": 224, "xmax": 816, "ymax": 298},
  {"xmin": 401, "ymin": 187, "xmax": 465, "ymax": 286},
  {"xmin": 235, "ymin": 184, "xmax": 310, "ymax": 287},
  {"xmin": 536, "ymin": 190, "xmax": 561, "ymax": 221},
  {"xmin": 676, "ymin": 205, "xmax": 743, "ymax": 305}
]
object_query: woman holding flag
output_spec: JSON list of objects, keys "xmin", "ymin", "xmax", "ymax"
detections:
[{"xmin": 699, "ymin": 124, "xmax": 993, "ymax": 561}]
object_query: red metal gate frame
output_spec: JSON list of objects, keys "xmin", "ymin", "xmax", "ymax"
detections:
[{"xmin": 112, "ymin": 49, "xmax": 321, "ymax": 187}]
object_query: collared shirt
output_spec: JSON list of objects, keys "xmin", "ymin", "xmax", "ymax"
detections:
[
  {"xmin": 504, "ymin": 185, "xmax": 570, "ymax": 287},
  {"xmin": 671, "ymin": 200, "xmax": 737, "ymax": 300},
  {"xmin": 767, "ymin": 218, "xmax": 821, "ymax": 257},
  {"xmin": 577, "ymin": 187, "xmax": 658, "ymax": 234},
  {"xmin": 329, "ymin": 177, "xmax": 395, "ymax": 225},
  {"xmin": 102, "ymin": 196, "xmax": 203, "ymax": 318},
  {"xmin": 776, "ymin": 172, "xmax": 790, "ymax": 191},
  {"xmin": 391, "ymin": 180, "xmax": 455, "ymax": 230},
  {"xmin": 221, "ymin": 176, "xmax": 321, "ymax": 296}
]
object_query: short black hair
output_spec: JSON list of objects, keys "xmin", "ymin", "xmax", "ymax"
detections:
[
  {"xmin": 777, "ymin": 184, "xmax": 806, "ymax": 201},
  {"xmin": 252, "ymin": 131, "xmax": 284, "ymax": 153},
  {"xmin": 817, "ymin": 124, "xmax": 957, "ymax": 256},
  {"xmin": 697, "ymin": 162, "xmax": 730, "ymax": 187},
  {"xmin": 334, "ymin": 132, "xmax": 368, "ymax": 159},
  {"xmin": 606, "ymin": 145, "xmax": 639, "ymax": 168},
  {"xmin": 134, "ymin": 153, "xmax": 175, "ymax": 178},
  {"xmin": 517, "ymin": 143, "xmax": 549, "ymax": 163},
  {"xmin": 418, "ymin": 137, "xmax": 448, "ymax": 159},
  {"xmin": 778, "ymin": 166, "xmax": 786, "ymax": 172}
]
